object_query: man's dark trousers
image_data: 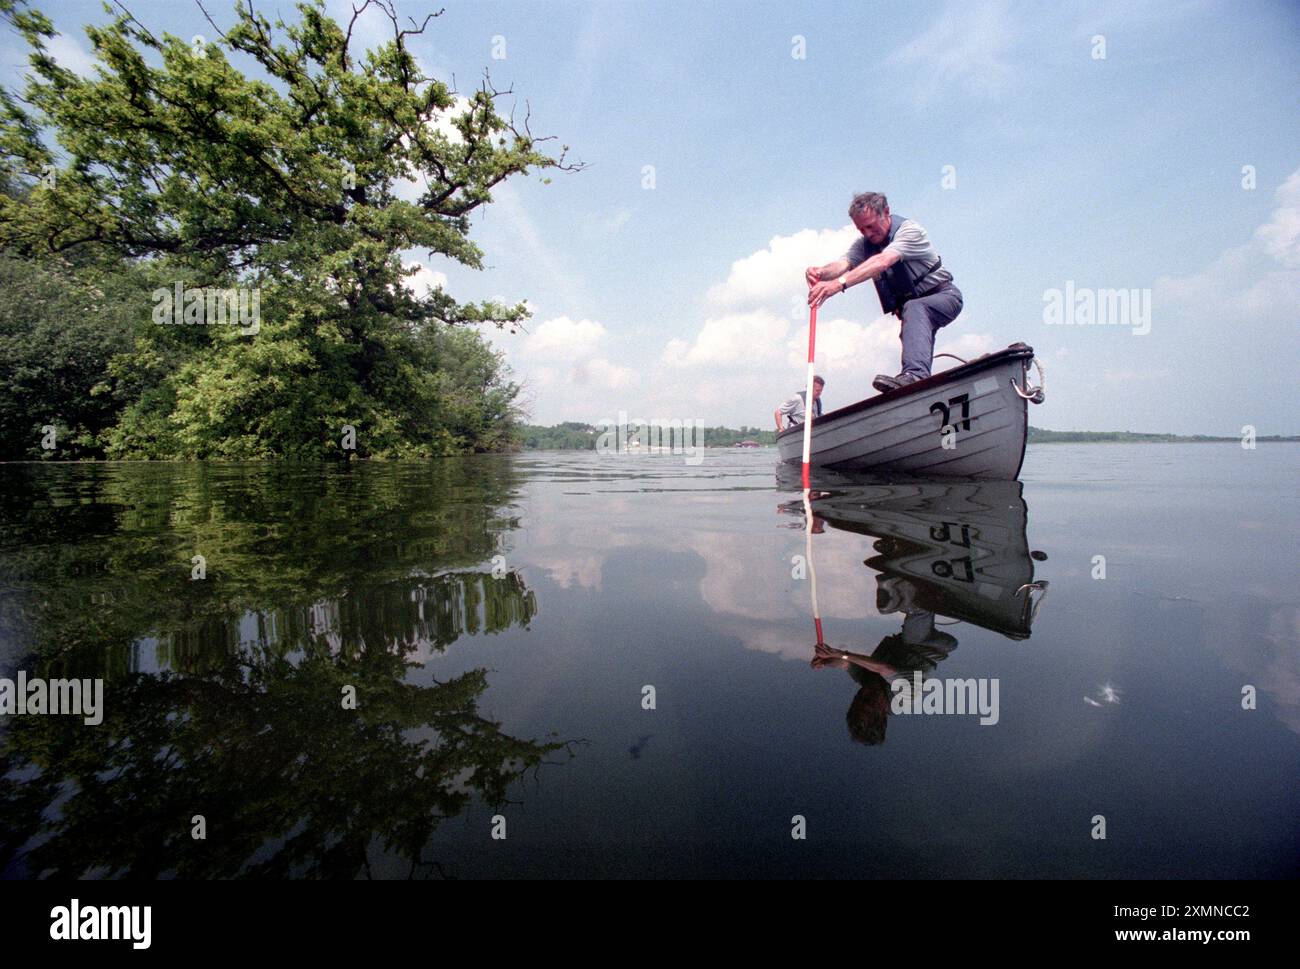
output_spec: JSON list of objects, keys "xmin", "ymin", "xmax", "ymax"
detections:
[{"xmin": 899, "ymin": 283, "xmax": 963, "ymax": 379}]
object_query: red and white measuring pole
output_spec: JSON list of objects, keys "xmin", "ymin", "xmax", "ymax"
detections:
[
  {"xmin": 801, "ymin": 303, "xmax": 818, "ymax": 490},
  {"xmin": 801, "ymin": 302, "xmax": 823, "ymax": 644}
]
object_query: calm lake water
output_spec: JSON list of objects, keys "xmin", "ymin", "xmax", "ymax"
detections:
[{"xmin": 1, "ymin": 444, "xmax": 1297, "ymax": 879}]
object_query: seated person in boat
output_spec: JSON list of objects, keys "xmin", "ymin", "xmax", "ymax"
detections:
[
  {"xmin": 805, "ymin": 192, "xmax": 963, "ymax": 394},
  {"xmin": 774, "ymin": 376, "xmax": 824, "ymax": 431}
]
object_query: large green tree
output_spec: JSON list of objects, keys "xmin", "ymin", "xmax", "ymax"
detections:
[
  {"xmin": 0, "ymin": 0, "xmax": 577, "ymax": 457},
  {"xmin": 0, "ymin": 247, "xmax": 140, "ymax": 457}
]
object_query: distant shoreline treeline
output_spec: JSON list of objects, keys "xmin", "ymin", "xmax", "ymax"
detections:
[{"xmin": 1026, "ymin": 427, "xmax": 1298, "ymax": 443}]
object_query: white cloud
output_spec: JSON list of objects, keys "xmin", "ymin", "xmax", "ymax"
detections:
[
  {"xmin": 661, "ymin": 310, "xmax": 790, "ymax": 366},
  {"xmin": 572, "ymin": 356, "xmax": 635, "ymax": 389},
  {"xmin": 391, "ymin": 95, "xmax": 474, "ymax": 202},
  {"xmin": 651, "ymin": 225, "xmax": 995, "ymax": 421},
  {"xmin": 47, "ymin": 34, "xmax": 96, "ymax": 76},
  {"xmin": 769, "ymin": 314, "xmax": 993, "ymax": 394},
  {"xmin": 706, "ymin": 225, "xmax": 860, "ymax": 308},
  {"xmin": 1157, "ymin": 167, "xmax": 1300, "ymax": 317},
  {"xmin": 525, "ymin": 315, "xmax": 606, "ymax": 359},
  {"xmin": 401, "ymin": 259, "xmax": 447, "ymax": 296},
  {"xmin": 889, "ymin": 1, "xmax": 1017, "ymax": 103},
  {"xmin": 509, "ymin": 215, "xmax": 995, "ymax": 423},
  {"xmin": 939, "ymin": 330, "xmax": 998, "ymax": 362},
  {"xmin": 533, "ymin": 552, "xmax": 605, "ymax": 591},
  {"xmin": 491, "ymin": 312, "xmax": 634, "ymax": 418},
  {"xmin": 783, "ymin": 314, "xmax": 898, "ymax": 371},
  {"xmin": 425, "ymin": 94, "xmax": 472, "ymax": 147},
  {"xmin": 1254, "ymin": 168, "xmax": 1300, "ymax": 268},
  {"xmin": 1114, "ymin": 167, "xmax": 1300, "ymax": 434}
]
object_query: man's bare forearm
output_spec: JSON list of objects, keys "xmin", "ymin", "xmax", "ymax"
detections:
[
  {"xmin": 842, "ymin": 252, "xmax": 897, "ymax": 287},
  {"xmin": 812, "ymin": 256, "xmax": 878, "ymax": 291},
  {"xmin": 812, "ymin": 258, "xmax": 850, "ymax": 281}
]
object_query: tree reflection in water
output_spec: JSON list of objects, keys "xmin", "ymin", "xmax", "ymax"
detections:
[{"xmin": 0, "ymin": 460, "xmax": 566, "ymax": 878}]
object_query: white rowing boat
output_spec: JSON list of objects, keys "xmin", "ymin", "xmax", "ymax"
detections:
[{"xmin": 777, "ymin": 343, "xmax": 1045, "ymax": 480}]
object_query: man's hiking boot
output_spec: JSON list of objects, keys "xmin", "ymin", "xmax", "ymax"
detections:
[{"xmin": 871, "ymin": 372, "xmax": 922, "ymax": 394}]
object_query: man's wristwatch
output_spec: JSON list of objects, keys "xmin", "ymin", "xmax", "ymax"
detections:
[{"xmin": 840, "ymin": 277, "xmax": 849, "ymax": 292}]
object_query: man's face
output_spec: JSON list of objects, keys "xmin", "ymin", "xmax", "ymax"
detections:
[
  {"xmin": 852, "ymin": 207, "xmax": 890, "ymax": 245},
  {"xmin": 812, "ymin": 382, "xmax": 824, "ymax": 399}
]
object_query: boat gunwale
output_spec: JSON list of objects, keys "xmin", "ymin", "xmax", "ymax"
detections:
[{"xmin": 776, "ymin": 343, "xmax": 1035, "ymax": 443}]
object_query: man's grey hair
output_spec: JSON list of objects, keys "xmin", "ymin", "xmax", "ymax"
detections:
[{"xmin": 849, "ymin": 192, "xmax": 888, "ymax": 219}]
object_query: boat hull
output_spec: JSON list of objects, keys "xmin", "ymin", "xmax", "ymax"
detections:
[{"xmin": 777, "ymin": 344, "xmax": 1035, "ymax": 480}]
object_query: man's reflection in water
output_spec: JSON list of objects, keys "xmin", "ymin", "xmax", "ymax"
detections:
[
  {"xmin": 783, "ymin": 479, "xmax": 1044, "ymax": 745},
  {"xmin": 811, "ymin": 576, "xmax": 957, "ymax": 746}
]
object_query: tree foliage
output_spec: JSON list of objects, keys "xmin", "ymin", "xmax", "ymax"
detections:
[
  {"xmin": 0, "ymin": 0, "xmax": 578, "ymax": 458},
  {"xmin": 0, "ymin": 248, "xmax": 140, "ymax": 457}
]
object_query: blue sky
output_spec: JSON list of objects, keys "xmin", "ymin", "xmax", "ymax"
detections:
[{"xmin": 4, "ymin": 0, "xmax": 1298, "ymax": 433}]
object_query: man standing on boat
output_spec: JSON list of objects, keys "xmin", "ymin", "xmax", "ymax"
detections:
[
  {"xmin": 774, "ymin": 375, "xmax": 824, "ymax": 432},
  {"xmin": 805, "ymin": 193, "xmax": 962, "ymax": 393}
]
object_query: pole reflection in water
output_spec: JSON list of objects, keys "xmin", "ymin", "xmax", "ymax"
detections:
[{"xmin": 779, "ymin": 473, "xmax": 1049, "ymax": 745}]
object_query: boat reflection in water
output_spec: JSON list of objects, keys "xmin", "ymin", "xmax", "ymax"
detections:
[{"xmin": 778, "ymin": 469, "xmax": 1048, "ymax": 745}]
